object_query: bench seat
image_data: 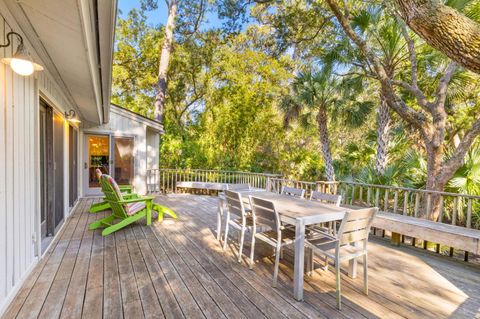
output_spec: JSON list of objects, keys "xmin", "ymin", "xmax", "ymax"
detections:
[{"xmin": 372, "ymin": 211, "xmax": 480, "ymax": 254}]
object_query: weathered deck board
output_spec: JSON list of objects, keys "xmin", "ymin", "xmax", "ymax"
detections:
[{"xmin": 2, "ymin": 195, "xmax": 480, "ymax": 319}]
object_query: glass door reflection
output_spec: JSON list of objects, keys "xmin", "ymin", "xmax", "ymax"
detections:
[{"xmin": 88, "ymin": 135, "xmax": 110, "ymax": 187}]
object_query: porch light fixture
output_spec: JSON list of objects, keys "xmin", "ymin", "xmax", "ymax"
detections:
[
  {"xmin": 0, "ymin": 31, "xmax": 43, "ymax": 76},
  {"xmin": 65, "ymin": 109, "xmax": 81, "ymax": 123}
]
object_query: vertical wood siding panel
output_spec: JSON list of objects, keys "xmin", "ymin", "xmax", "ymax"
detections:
[
  {"xmin": 30, "ymin": 77, "xmax": 36, "ymax": 259},
  {"xmin": 12, "ymin": 51, "xmax": 21, "ymax": 282},
  {"xmin": 5, "ymin": 23, "xmax": 14, "ymax": 292},
  {"xmin": 25, "ymin": 75, "xmax": 32, "ymax": 265},
  {"xmin": 20, "ymin": 74, "xmax": 26, "ymax": 276},
  {"xmin": 0, "ymin": 18, "xmax": 6, "ymax": 301}
]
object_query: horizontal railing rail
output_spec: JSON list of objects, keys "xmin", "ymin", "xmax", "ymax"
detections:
[
  {"xmin": 147, "ymin": 168, "xmax": 281, "ymax": 193},
  {"xmin": 333, "ymin": 181, "xmax": 479, "ymax": 230},
  {"xmin": 266, "ymin": 179, "xmax": 480, "ymax": 230}
]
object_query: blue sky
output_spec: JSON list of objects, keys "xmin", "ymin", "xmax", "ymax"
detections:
[{"xmin": 118, "ymin": 0, "xmax": 225, "ymax": 29}]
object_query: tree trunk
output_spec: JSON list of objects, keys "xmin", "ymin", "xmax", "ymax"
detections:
[
  {"xmin": 423, "ymin": 139, "xmax": 445, "ymax": 220},
  {"xmin": 396, "ymin": 0, "xmax": 480, "ymax": 74},
  {"xmin": 317, "ymin": 105, "xmax": 335, "ymax": 182},
  {"xmin": 375, "ymin": 95, "xmax": 390, "ymax": 175},
  {"xmin": 153, "ymin": 0, "xmax": 178, "ymax": 124}
]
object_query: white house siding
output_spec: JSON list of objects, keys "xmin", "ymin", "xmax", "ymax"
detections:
[
  {"xmin": 80, "ymin": 105, "xmax": 161, "ymax": 196},
  {"xmin": 147, "ymin": 127, "xmax": 160, "ymax": 171},
  {"xmin": 0, "ymin": 3, "xmax": 77, "ymax": 313}
]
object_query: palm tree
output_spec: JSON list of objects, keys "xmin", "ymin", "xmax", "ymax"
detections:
[
  {"xmin": 322, "ymin": 7, "xmax": 412, "ymax": 176},
  {"xmin": 283, "ymin": 69, "xmax": 339, "ymax": 182}
]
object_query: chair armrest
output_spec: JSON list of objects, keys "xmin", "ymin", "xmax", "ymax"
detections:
[
  {"xmin": 108, "ymin": 196, "xmax": 154, "ymax": 204},
  {"xmin": 119, "ymin": 185, "xmax": 133, "ymax": 193},
  {"xmin": 123, "ymin": 193, "xmax": 140, "ymax": 199}
]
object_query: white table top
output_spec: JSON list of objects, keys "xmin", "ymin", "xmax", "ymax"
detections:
[{"xmin": 221, "ymin": 190, "xmax": 347, "ymax": 225}]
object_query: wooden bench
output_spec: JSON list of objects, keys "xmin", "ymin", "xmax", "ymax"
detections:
[
  {"xmin": 372, "ymin": 211, "xmax": 480, "ymax": 256},
  {"xmin": 176, "ymin": 181, "xmax": 229, "ymax": 191},
  {"xmin": 175, "ymin": 182, "xmax": 255, "ymax": 195}
]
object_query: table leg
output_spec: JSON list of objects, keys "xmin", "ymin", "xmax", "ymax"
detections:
[
  {"xmin": 217, "ymin": 199, "xmax": 224, "ymax": 241},
  {"xmin": 294, "ymin": 219, "xmax": 305, "ymax": 301}
]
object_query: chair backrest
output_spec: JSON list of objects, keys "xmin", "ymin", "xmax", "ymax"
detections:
[
  {"xmin": 310, "ymin": 191, "xmax": 342, "ymax": 207},
  {"xmin": 225, "ymin": 190, "xmax": 247, "ymax": 219},
  {"xmin": 95, "ymin": 168, "xmax": 103, "ymax": 181},
  {"xmin": 101, "ymin": 175, "xmax": 128, "ymax": 218},
  {"xmin": 337, "ymin": 207, "xmax": 378, "ymax": 246},
  {"xmin": 281, "ymin": 186, "xmax": 305, "ymax": 199},
  {"xmin": 249, "ymin": 196, "xmax": 281, "ymax": 232},
  {"xmin": 226, "ymin": 183, "xmax": 251, "ymax": 191}
]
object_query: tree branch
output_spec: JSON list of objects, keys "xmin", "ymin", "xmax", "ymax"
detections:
[
  {"xmin": 434, "ymin": 61, "xmax": 457, "ymax": 108},
  {"xmin": 439, "ymin": 116, "xmax": 480, "ymax": 185},
  {"xmin": 395, "ymin": 0, "xmax": 480, "ymax": 74},
  {"xmin": 398, "ymin": 21, "xmax": 418, "ymax": 88},
  {"xmin": 392, "ymin": 80, "xmax": 432, "ymax": 111},
  {"xmin": 325, "ymin": 0, "xmax": 429, "ymax": 133}
]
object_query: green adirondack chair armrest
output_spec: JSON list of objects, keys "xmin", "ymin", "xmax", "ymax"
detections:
[
  {"xmin": 119, "ymin": 185, "xmax": 133, "ymax": 193},
  {"xmin": 108, "ymin": 196, "xmax": 154, "ymax": 204},
  {"xmin": 122, "ymin": 193, "xmax": 140, "ymax": 199}
]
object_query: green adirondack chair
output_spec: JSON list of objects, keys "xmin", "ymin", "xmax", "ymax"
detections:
[
  {"xmin": 89, "ymin": 168, "xmax": 134, "ymax": 213},
  {"xmin": 89, "ymin": 174, "xmax": 153, "ymax": 236}
]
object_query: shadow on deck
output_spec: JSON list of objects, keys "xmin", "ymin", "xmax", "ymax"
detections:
[{"xmin": 3, "ymin": 195, "xmax": 480, "ymax": 319}]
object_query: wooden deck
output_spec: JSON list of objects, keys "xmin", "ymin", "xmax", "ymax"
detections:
[{"xmin": 2, "ymin": 195, "xmax": 480, "ymax": 319}]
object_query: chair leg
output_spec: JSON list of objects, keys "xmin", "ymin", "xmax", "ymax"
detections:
[
  {"xmin": 335, "ymin": 260, "xmax": 342, "ymax": 310},
  {"xmin": 324, "ymin": 256, "xmax": 329, "ymax": 271},
  {"xmin": 89, "ymin": 215, "xmax": 115, "ymax": 230},
  {"xmin": 310, "ymin": 250, "xmax": 315, "ymax": 275},
  {"xmin": 272, "ymin": 245, "xmax": 281, "ymax": 287},
  {"xmin": 89, "ymin": 201, "xmax": 110, "ymax": 213},
  {"xmin": 223, "ymin": 217, "xmax": 230, "ymax": 251},
  {"xmin": 101, "ymin": 212, "xmax": 145, "ymax": 236},
  {"xmin": 364, "ymin": 254, "xmax": 368, "ymax": 295},
  {"xmin": 217, "ymin": 201, "xmax": 223, "ymax": 241},
  {"xmin": 249, "ymin": 233, "xmax": 256, "ymax": 269},
  {"xmin": 238, "ymin": 226, "xmax": 246, "ymax": 263}
]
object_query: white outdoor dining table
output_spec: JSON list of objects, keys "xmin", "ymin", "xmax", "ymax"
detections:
[{"xmin": 218, "ymin": 190, "xmax": 348, "ymax": 301}]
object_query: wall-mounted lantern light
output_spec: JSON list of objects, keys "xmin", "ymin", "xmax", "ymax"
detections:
[
  {"xmin": 65, "ymin": 110, "xmax": 81, "ymax": 123},
  {"xmin": 0, "ymin": 31, "xmax": 43, "ymax": 76}
]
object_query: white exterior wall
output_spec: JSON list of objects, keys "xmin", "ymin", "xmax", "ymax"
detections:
[
  {"xmin": 80, "ymin": 105, "xmax": 161, "ymax": 196},
  {"xmin": 0, "ymin": 2, "xmax": 78, "ymax": 314},
  {"xmin": 147, "ymin": 127, "xmax": 160, "ymax": 171}
]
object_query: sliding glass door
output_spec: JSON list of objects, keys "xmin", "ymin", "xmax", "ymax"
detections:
[{"xmin": 84, "ymin": 134, "xmax": 135, "ymax": 195}]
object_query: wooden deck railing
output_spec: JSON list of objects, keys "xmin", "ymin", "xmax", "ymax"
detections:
[
  {"xmin": 146, "ymin": 168, "xmax": 281, "ymax": 193},
  {"xmin": 149, "ymin": 171, "xmax": 480, "ymax": 260},
  {"xmin": 266, "ymin": 178, "xmax": 480, "ymax": 230}
]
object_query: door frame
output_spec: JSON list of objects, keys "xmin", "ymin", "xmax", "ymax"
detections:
[
  {"xmin": 82, "ymin": 132, "xmax": 137, "ymax": 196},
  {"xmin": 83, "ymin": 133, "xmax": 111, "ymax": 196},
  {"xmin": 69, "ymin": 125, "xmax": 79, "ymax": 206}
]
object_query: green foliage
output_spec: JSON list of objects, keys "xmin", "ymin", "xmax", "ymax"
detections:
[{"xmin": 112, "ymin": 1, "xmax": 480, "ymax": 197}]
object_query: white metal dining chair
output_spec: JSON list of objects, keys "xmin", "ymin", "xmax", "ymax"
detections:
[
  {"xmin": 248, "ymin": 196, "xmax": 296, "ymax": 287},
  {"xmin": 223, "ymin": 190, "xmax": 256, "ymax": 263},
  {"xmin": 217, "ymin": 184, "xmax": 251, "ymax": 241},
  {"xmin": 310, "ymin": 191, "xmax": 342, "ymax": 206},
  {"xmin": 281, "ymin": 186, "xmax": 305, "ymax": 199},
  {"xmin": 306, "ymin": 207, "xmax": 378, "ymax": 310},
  {"xmin": 309, "ymin": 191, "xmax": 342, "ymax": 235}
]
